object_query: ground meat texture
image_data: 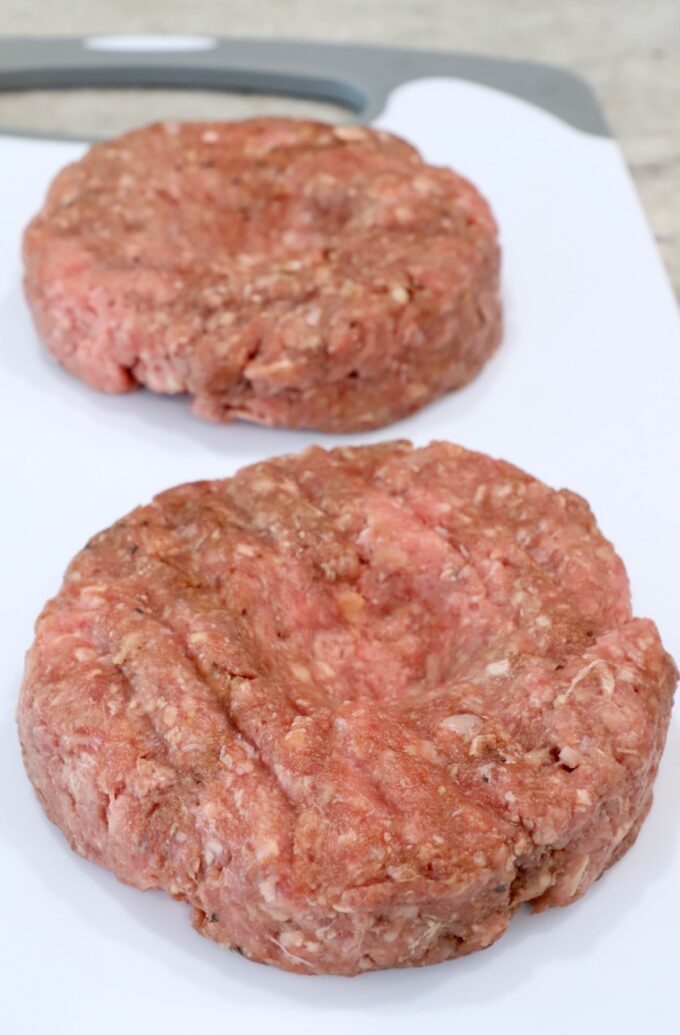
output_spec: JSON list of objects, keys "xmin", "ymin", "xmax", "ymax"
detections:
[
  {"xmin": 22, "ymin": 119, "xmax": 501, "ymax": 432},
  {"xmin": 17, "ymin": 442, "xmax": 676, "ymax": 975}
]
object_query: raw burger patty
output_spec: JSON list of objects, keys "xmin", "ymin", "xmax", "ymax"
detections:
[
  {"xmin": 22, "ymin": 119, "xmax": 501, "ymax": 432},
  {"xmin": 17, "ymin": 441, "xmax": 676, "ymax": 975}
]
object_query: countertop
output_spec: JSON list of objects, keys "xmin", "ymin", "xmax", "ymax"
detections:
[{"xmin": 0, "ymin": 0, "xmax": 677, "ymax": 294}]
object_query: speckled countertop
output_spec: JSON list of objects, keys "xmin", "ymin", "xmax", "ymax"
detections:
[{"xmin": 1, "ymin": 0, "xmax": 677, "ymax": 294}]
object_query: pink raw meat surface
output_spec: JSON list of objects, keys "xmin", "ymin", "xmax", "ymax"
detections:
[
  {"xmin": 23, "ymin": 119, "xmax": 501, "ymax": 431},
  {"xmin": 17, "ymin": 442, "xmax": 676, "ymax": 974}
]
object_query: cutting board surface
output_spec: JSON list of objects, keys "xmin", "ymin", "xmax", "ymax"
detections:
[{"xmin": 1, "ymin": 73, "xmax": 679, "ymax": 1035}]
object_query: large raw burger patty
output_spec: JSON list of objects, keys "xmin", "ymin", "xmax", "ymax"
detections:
[
  {"xmin": 22, "ymin": 119, "xmax": 501, "ymax": 431},
  {"xmin": 18, "ymin": 441, "xmax": 676, "ymax": 975}
]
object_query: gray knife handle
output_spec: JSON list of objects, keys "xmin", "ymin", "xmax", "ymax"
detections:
[{"xmin": 0, "ymin": 35, "xmax": 610, "ymax": 137}]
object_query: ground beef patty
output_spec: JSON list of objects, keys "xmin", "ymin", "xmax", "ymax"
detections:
[
  {"xmin": 22, "ymin": 119, "xmax": 501, "ymax": 431},
  {"xmin": 17, "ymin": 442, "xmax": 676, "ymax": 975}
]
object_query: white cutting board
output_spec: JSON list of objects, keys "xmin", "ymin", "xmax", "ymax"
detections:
[{"xmin": 0, "ymin": 77, "xmax": 678, "ymax": 1035}]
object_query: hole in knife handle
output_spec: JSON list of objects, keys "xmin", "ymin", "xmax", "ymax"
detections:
[{"xmin": 0, "ymin": 88, "xmax": 355, "ymax": 141}]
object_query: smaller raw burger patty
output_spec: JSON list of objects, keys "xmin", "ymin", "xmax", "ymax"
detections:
[
  {"xmin": 22, "ymin": 119, "xmax": 501, "ymax": 431},
  {"xmin": 18, "ymin": 442, "xmax": 676, "ymax": 975}
]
